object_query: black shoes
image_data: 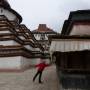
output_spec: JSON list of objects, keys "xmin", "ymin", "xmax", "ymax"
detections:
[
  {"xmin": 33, "ymin": 79, "xmax": 43, "ymax": 84},
  {"xmin": 39, "ymin": 81, "xmax": 43, "ymax": 84},
  {"xmin": 33, "ymin": 78, "xmax": 35, "ymax": 82}
]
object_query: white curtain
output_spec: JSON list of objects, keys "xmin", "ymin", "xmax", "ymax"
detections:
[{"xmin": 50, "ymin": 39, "xmax": 90, "ymax": 53}]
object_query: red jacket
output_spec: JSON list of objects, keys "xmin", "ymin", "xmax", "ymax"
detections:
[{"xmin": 35, "ymin": 63, "xmax": 49, "ymax": 71}]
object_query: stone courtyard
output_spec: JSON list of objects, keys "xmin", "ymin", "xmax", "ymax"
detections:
[{"xmin": 0, "ymin": 64, "xmax": 59, "ymax": 90}]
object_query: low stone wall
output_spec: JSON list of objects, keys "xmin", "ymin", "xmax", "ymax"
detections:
[
  {"xmin": 0, "ymin": 56, "xmax": 50, "ymax": 72},
  {"xmin": 0, "ymin": 56, "xmax": 41, "ymax": 72},
  {"xmin": 0, "ymin": 56, "xmax": 21, "ymax": 71}
]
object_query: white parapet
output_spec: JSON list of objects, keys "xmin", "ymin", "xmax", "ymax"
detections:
[
  {"xmin": 0, "ymin": 56, "xmax": 21, "ymax": 70},
  {"xmin": 0, "ymin": 56, "xmax": 42, "ymax": 72},
  {"xmin": 0, "ymin": 56, "xmax": 31, "ymax": 71}
]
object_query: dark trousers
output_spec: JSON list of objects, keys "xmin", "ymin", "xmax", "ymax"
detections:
[{"xmin": 33, "ymin": 70, "xmax": 43, "ymax": 83}]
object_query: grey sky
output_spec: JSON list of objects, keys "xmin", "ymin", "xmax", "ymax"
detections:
[{"xmin": 9, "ymin": 0, "xmax": 90, "ymax": 32}]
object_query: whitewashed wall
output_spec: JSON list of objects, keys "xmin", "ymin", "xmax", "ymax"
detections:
[
  {"xmin": 0, "ymin": 55, "xmax": 49, "ymax": 71},
  {"xmin": 0, "ymin": 40, "xmax": 20, "ymax": 45},
  {"xmin": 29, "ymin": 58, "xmax": 50, "ymax": 65},
  {"xmin": 34, "ymin": 34, "xmax": 48, "ymax": 40},
  {"xmin": 0, "ymin": 56, "xmax": 21, "ymax": 69},
  {"xmin": 34, "ymin": 34, "xmax": 40, "ymax": 40},
  {"xmin": 0, "ymin": 56, "xmax": 41, "ymax": 70},
  {"xmin": 0, "ymin": 31, "xmax": 11, "ymax": 33},
  {"xmin": 24, "ymin": 45, "xmax": 34, "ymax": 51},
  {"xmin": 0, "ymin": 8, "xmax": 19, "ymax": 22},
  {"xmin": 20, "ymin": 57, "xmax": 31, "ymax": 69},
  {"xmin": 24, "ymin": 45, "xmax": 42, "ymax": 52},
  {"xmin": 19, "ymin": 36, "xmax": 25, "ymax": 40},
  {"xmin": 70, "ymin": 25, "xmax": 90, "ymax": 35},
  {"xmin": 28, "ymin": 58, "xmax": 41, "ymax": 65},
  {"xmin": 35, "ymin": 48, "xmax": 41, "ymax": 51}
]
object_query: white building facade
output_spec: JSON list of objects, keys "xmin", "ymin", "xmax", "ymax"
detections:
[{"xmin": 32, "ymin": 24, "xmax": 57, "ymax": 62}]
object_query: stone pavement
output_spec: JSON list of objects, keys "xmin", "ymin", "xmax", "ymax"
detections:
[{"xmin": 0, "ymin": 64, "xmax": 59, "ymax": 90}]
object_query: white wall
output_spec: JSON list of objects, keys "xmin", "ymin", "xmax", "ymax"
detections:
[
  {"xmin": 0, "ymin": 56, "xmax": 41, "ymax": 70},
  {"xmin": 0, "ymin": 40, "xmax": 19, "ymax": 46},
  {"xmin": 34, "ymin": 34, "xmax": 41, "ymax": 40},
  {"xmin": 21, "ymin": 57, "xmax": 41, "ymax": 67},
  {"xmin": 30, "ymin": 58, "xmax": 41, "ymax": 65},
  {"xmin": 0, "ymin": 8, "xmax": 19, "ymax": 22},
  {"xmin": 34, "ymin": 34, "xmax": 55, "ymax": 40},
  {"xmin": 0, "ymin": 30, "xmax": 11, "ymax": 33},
  {"xmin": 35, "ymin": 48, "xmax": 41, "ymax": 51},
  {"xmin": 24, "ymin": 45, "xmax": 34, "ymax": 51},
  {"xmin": 0, "ymin": 56, "xmax": 43, "ymax": 70},
  {"xmin": 20, "ymin": 57, "xmax": 31, "ymax": 68},
  {"xmin": 0, "ymin": 56, "xmax": 21, "ymax": 69},
  {"xmin": 70, "ymin": 25, "xmax": 90, "ymax": 35},
  {"xmin": 29, "ymin": 58, "xmax": 50, "ymax": 65},
  {"xmin": 21, "ymin": 57, "xmax": 41, "ymax": 68},
  {"xmin": 24, "ymin": 45, "xmax": 42, "ymax": 52},
  {"xmin": 45, "ymin": 34, "xmax": 48, "ymax": 40},
  {"xmin": 18, "ymin": 36, "xmax": 25, "ymax": 40}
]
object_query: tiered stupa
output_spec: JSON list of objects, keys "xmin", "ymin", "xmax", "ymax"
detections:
[{"xmin": 0, "ymin": 0, "xmax": 43, "ymax": 72}]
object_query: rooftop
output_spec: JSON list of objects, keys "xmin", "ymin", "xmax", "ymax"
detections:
[{"xmin": 32, "ymin": 24, "xmax": 57, "ymax": 34}]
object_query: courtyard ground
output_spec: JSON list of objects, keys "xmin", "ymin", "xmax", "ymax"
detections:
[{"xmin": 0, "ymin": 64, "xmax": 59, "ymax": 90}]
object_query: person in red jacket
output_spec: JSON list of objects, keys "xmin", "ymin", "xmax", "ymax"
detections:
[{"xmin": 33, "ymin": 60, "xmax": 50, "ymax": 83}]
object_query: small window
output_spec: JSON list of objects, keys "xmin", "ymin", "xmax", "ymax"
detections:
[{"xmin": 1, "ymin": 8, "xmax": 3, "ymax": 13}]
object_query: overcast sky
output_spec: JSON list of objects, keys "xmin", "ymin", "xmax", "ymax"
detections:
[{"xmin": 9, "ymin": 0, "xmax": 90, "ymax": 33}]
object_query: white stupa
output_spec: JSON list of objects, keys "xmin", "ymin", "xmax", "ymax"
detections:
[{"xmin": 0, "ymin": 0, "xmax": 43, "ymax": 72}]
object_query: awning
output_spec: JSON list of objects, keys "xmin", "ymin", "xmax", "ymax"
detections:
[{"xmin": 50, "ymin": 39, "xmax": 90, "ymax": 53}]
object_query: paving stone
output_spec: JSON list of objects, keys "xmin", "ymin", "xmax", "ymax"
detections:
[{"xmin": 0, "ymin": 65, "xmax": 59, "ymax": 90}]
